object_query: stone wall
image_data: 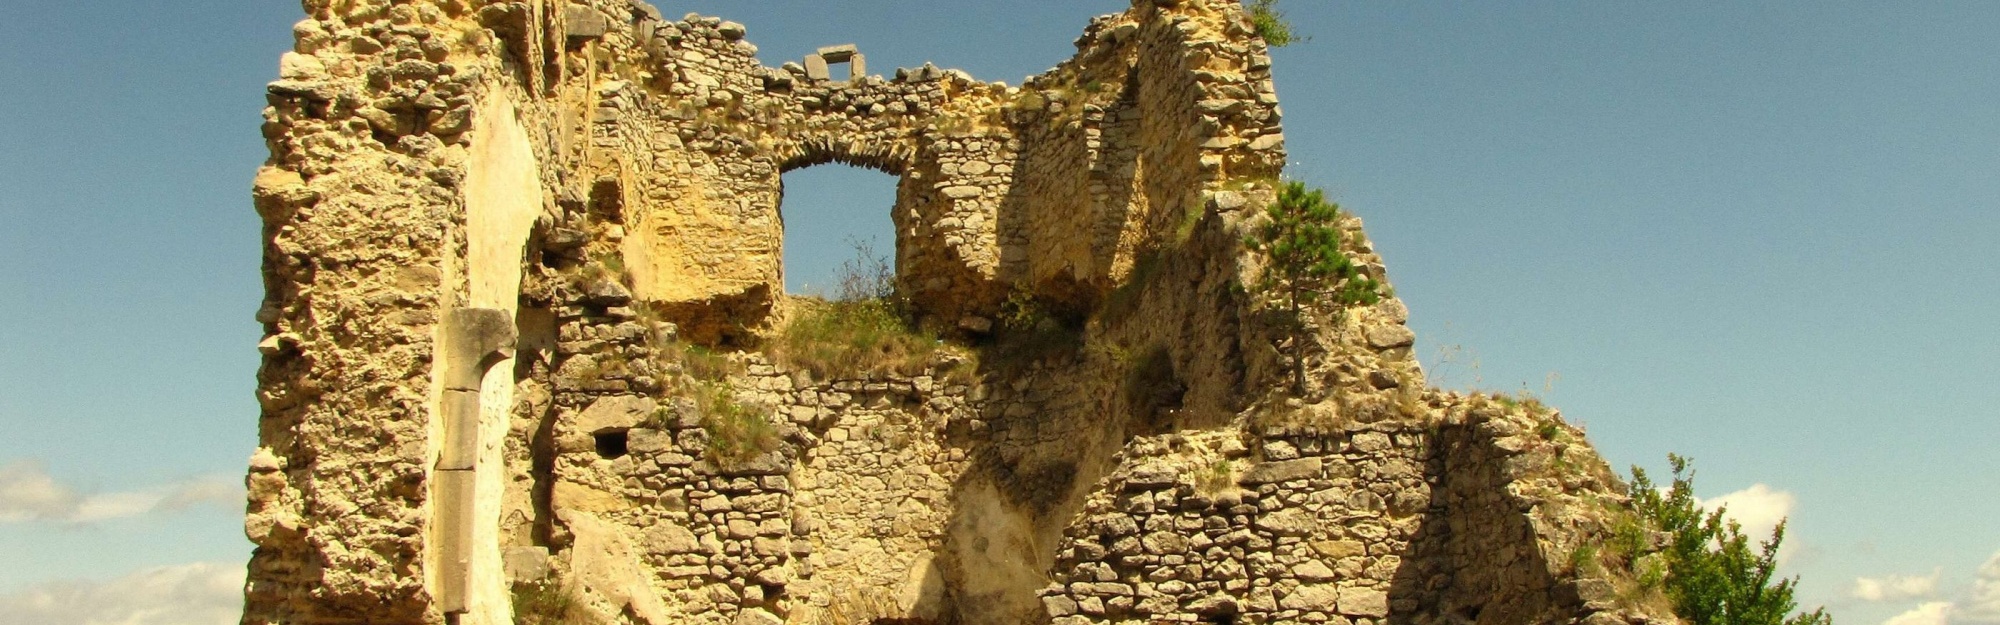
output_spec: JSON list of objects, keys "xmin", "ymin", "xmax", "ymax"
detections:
[
  {"xmin": 1036, "ymin": 398, "xmax": 1653, "ymax": 625},
  {"xmin": 245, "ymin": 1, "xmax": 1679, "ymax": 625}
]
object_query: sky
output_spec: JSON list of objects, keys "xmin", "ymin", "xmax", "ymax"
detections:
[{"xmin": 1, "ymin": 2, "xmax": 1994, "ymax": 624}]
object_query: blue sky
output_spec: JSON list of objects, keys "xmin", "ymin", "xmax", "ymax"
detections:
[{"xmin": 2, "ymin": 2, "xmax": 1995, "ymax": 624}]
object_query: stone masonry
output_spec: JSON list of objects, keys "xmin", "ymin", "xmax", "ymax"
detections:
[{"xmin": 246, "ymin": 1, "xmax": 1681, "ymax": 625}]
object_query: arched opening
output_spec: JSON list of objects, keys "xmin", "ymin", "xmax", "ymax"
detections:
[{"xmin": 778, "ymin": 164, "xmax": 900, "ymax": 299}]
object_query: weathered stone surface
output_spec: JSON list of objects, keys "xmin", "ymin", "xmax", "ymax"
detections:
[
  {"xmin": 1242, "ymin": 457, "xmax": 1321, "ymax": 484},
  {"xmin": 1366, "ymin": 324, "xmax": 1417, "ymax": 349},
  {"xmin": 1254, "ymin": 508, "xmax": 1316, "ymax": 536},
  {"xmin": 577, "ymin": 395, "xmax": 657, "ymax": 434},
  {"xmin": 503, "ymin": 546, "xmax": 551, "ymax": 582},
  {"xmin": 1337, "ymin": 587, "xmax": 1390, "ymax": 617},
  {"xmin": 563, "ymin": 6, "xmax": 610, "ymax": 40},
  {"xmin": 1281, "ymin": 584, "xmax": 1340, "ymax": 611}
]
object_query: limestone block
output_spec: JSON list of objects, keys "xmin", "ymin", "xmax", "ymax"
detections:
[
  {"xmin": 1336, "ymin": 587, "xmax": 1389, "ymax": 617},
  {"xmin": 1365, "ymin": 324, "xmax": 1416, "ymax": 350},
  {"xmin": 504, "ymin": 546, "xmax": 551, "ymax": 582},
  {"xmin": 816, "ymin": 44, "xmax": 859, "ymax": 62},
  {"xmin": 849, "ymin": 53, "xmax": 867, "ymax": 80},
  {"xmin": 1241, "ymin": 458, "xmax": 1321, "ymax": 485},
  {"xmin": 442, "ymin": 308, "xmax": 516, "ymax": 391},
  {"xmin": 1254, "ymin": 508, "xmax": 1315, "ymax": 536},
  {"xmin": 564, "ymin": 510, "xmax": 672, "ymax": 623},
  {"xmin": 628, "ymin": 0, "xmax": 663, "ymax": 22},
  {"xmin": 554, "ymin": 482, "xmax": 633, "ymax": 514},
  {"xmin": 735, "ymin": 608, "xmax": 784, "ymax": 625},
  {"xmin": 577, "ymin": 395, "xmax": 658, "ymax": 434},
  {"xmin": 436, "ymin": 389, "xmax": 481, "ymax": 471},
  {"xmin": 1292, "ymin": 560, "xmax": 1337, "ymax": 582},
  {"xmin": 805, "ymin": 55, "xmax": 830, "ymax": 81},
  {"xmin": 433, "ymin": 469, "xmax": 476, "ymax": 613},
  {"xmin": 564, "ymin": 6, "xmax": 610, "ymax": 41},
  {"xmin": 643, "ymin": 522, "xmax": 703, "ymax": 555},
  {"xmin": 1279, "ymin": 583, "xmax": 1339, "ymax": 611},
  {"xmin": 628, "ymin": 428, "xmax": 675, "ymax": 454}
]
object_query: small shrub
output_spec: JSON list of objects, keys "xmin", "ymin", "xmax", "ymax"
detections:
[
  {"xmin": 769, "ymin": 238, "xmax": 960, "ymax": 380},
  {"xmin": 1247, "ymin": 0, "xmax": 1303, "ymax": 48},
  {"xmin": 699, "ymin": 383, "xmax": 779, "ymax": 468},
  {"xmin": 834, "ymin": 237, "xmax": 897, "ymax": 304},
  {"xmin": 512, "ymin": 579, "xmax": 598, "ymax": 625},
  {"xmin": 579, "ymin": 250, "xmax": 629, "ymax": 286},
  {"xmin": 1569, "ymin": 543, "xmax": 1603, "ymax": 576},
  {"xmin": 998, "ymin": 286, "xmax": 1048, "ymax": 333},
  {"xmin": 1195, "ymin": 458, "xmax": 1234, "ymax": 495}
]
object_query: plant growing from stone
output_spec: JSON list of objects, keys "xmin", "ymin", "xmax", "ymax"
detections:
[
  {"xmin": 1248, "ymin": 0, "xmax": 1302, "ymax": 48},
  {"xmin": 1244, "ymin": 180, "xmax": 1382, "ymax": 393},
  {"xmin": 1631, "ymin": 455, "xmax": 1832, "ymax": 625},
  {"xmin": 698, "ymin": 383, "xmax": 779, "ymax": 468},
  {"xmin": 511, "ymin": 579, "xmax": 599, "ymax": 625},
  {"xmin": 770, "ymin": 238, "xmax": 951, "ymax": 379}
]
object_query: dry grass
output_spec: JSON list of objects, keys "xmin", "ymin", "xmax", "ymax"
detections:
[
  {"xmin": 1194, "ymin": 458, "xmax": 1235, "ymax": 495},
  {"xmin": 697, "ymin": 382, "xmax": 779, "ymax": 468},
  {"xmin": 770, "ymin": 297, "xmax": 951, "ymax": 380},
  {"xmin": 512, "ymin": 580, "xmax": 600, "ymax": 625}
]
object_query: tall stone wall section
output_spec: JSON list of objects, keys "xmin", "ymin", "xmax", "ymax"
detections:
[{"xmin": 246, "ymin": 1, "xmax": 1679, "ymax": 625}]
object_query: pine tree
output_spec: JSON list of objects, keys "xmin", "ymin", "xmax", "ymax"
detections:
[{"xmin": 1245, "ymin": 181, "xmax": 1382, "ymax": 393}]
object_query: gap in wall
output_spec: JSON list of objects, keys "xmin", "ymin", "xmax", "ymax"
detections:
[{"xmin": 779, "ymin": 164, "xmax": 899, "ymax": 298}]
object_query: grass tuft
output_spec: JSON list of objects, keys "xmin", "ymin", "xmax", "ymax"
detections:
[
  {"xmin": 512, "ymin": 579, "xmax": 599, "ymax": 625},
  {"xmin": 697, "ymin": 382, "xmax": 779, "ymax": 468}
]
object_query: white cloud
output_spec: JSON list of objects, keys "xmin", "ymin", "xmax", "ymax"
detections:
[
  {"xmin": 1961, "ymin": 550, "xmax": 2000, "ymax": 624},
  {"xmin": 1883, "ymin": 602, "xmax": 1954, "ymax": 625},
  {"xmin": 1855, "ymin": 570, "xmax": 1944, "ymax": 603},
  {"xmin": 0, "ymin": 460, "xmax": 240, "ymax": 524},
  {"xmin": 0, "ymin": 461, "xmax": 82, "ymax": 521},
  {"xmin": 0, "ymin": 561, "xmax": 244, "ymax": 625},
  {"xmin": 1701, "ymin": 483, "xmax": 1796, "ymax": 542},
  {"xmin": 1696, "ymin": 483, "xmax": 1799, "ymax": 563}
]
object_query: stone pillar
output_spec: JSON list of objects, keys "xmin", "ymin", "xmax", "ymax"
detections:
[
  {"xmin": 849, "ymin": 53, "xmax": 867, "ymax": 81},
  {"xmin": 804, "ymin": 54, "xmax": 830, "ymax": 81},
  {"xmin": 434, "ymin": 308, "xmax": 517, "ymax": 615}
]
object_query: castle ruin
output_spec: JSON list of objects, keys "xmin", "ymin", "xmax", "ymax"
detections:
[{"xmin": 245, "ymin": 1, "xmax": 1677, "ymax": 624}]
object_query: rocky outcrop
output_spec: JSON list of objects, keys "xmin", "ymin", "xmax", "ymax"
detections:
[{"xmin": 245, "ymin": 1, "xmax": 1678, "ymax": 625}]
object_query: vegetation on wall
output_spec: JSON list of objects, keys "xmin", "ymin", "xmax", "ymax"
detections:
[
  {"xmin": 697, "ymin": 382, "xmax": 780, "ymax": 468},
  {"xmin": 512, "ymin": 579, "xmax": 600, "ymax": 625},
  {"xmin": 1244, "ymin": 180, "xmax": 1383, "ymax": 393},
  {"xmin": 1247, "ymin": 0, "xmax": 1302, "ymax": 48},
  {"xmin": 769, "ymin": 239, "xmax": 962, "ymax": 380},
  {"xmin": 1630, "ymin": 455, "xmax": 1833, "ymax": 625}
]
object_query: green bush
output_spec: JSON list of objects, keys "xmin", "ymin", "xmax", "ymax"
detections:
[
  {"xmin": 698, "ymin": 383, "xmax": 778, "ymax": 468},
  {"xmin": 1248, "ymin": 0, "xmax": 1302, "ymax": 48},
  {"xmin": 1631, "ymin": 455, "xmax": 1832, "ymax": 625}
]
